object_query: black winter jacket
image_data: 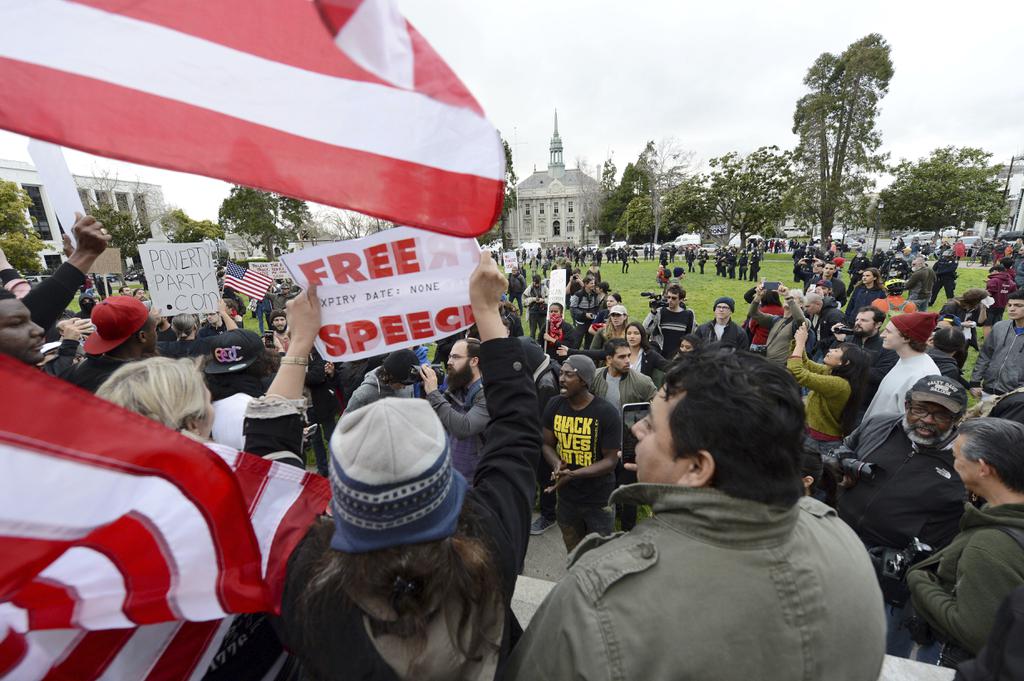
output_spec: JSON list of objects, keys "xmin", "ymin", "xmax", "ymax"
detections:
[
  {"xmin": 694, "ymin": 319, "xmax": 746, "ymax": 349},
  {"xmin": 834, "ymin": 413, "xmax": 966, "ymax": 552}
]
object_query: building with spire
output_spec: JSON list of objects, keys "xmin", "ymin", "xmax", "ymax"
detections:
[{"xmin": 508, "ymin": 110, "xmax": 600, "ymax": 247}]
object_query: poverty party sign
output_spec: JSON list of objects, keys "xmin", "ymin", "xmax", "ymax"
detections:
[
  {"xmin": 280, "ymin": 227, "xmax": 480, "ymax": 361},
  {"xmin": 138, "ymin": 241, "xmax": 219, "ymax": 314}
]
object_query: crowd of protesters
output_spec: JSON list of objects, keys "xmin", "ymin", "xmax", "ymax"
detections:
[{"xmin": 3, "ymin": 213, "xmax": 1024, "ymax": 679}]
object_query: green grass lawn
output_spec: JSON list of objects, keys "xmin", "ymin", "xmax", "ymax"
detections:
[{"xmin": 518, "ymin": 255, "xmax": 990, "ymax": 380}]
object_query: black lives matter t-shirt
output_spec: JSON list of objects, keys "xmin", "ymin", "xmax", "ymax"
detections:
[{"xmin": 543, "ymin": 395, "xmax": 622, "ymax": 506}]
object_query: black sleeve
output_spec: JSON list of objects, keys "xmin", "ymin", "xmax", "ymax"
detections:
[
  {"xmin": 42, "ymin": 339, "xmax": 80, "ymax": 378},
  {"xmin": 21, "ymin": 262, "xmax": 86, "ymax": 331},
  {"xmin": 597, "ymin": 398, "xmax": 623, "ymax": 452},
  {"xmin": 305, "ymin": 353, "xmax": 328, "ymax": 387},
  {"xmin": 468, "ymin": 338, "xmax": 542, "ymax": 575},
  {"xmin": 869, "ymin": 348, "xmax": 899, "ymax": 387},
  {"xmin": 647, "ymin": 348, "xmax": 668, "ymax": 371},
  {"xmin": 567, "ymin": 347, "xmax": 605, "ymax": 361}
]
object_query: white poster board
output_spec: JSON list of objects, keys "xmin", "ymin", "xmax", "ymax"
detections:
[
  {"xmin": 138, "ymin": 242, "xmax": 219, "ymax": 314},
  {"xmin": 248, "ymin": 261, "xmax": 290, "ymax": 280},
  {"xmin": 502, "ymin": 252, "xmax": 518, "ymax": 271},
  {"xmin": 280, "ymin": 227, "xmax": 480, "ymax": 361},
  {"xmin": 27, "ymin": 140, "xmax": 83, "ymax": 248},
  {"xmin": 547, "ymin": 268, "xmax": 566, "ymax": 314}
]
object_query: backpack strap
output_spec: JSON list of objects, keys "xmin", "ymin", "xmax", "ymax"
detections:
[{"xmin": 995, "ymin": 526, "xmax": 1024, "ymax": 552}]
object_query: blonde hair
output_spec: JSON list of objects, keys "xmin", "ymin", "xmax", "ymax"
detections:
[{"xmin": 97, "ymin": 357, "xmax": 208, "ymax": 432}]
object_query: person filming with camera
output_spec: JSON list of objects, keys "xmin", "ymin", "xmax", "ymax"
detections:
[
  {"xmin": 832, "ymin": 375, "xmax": 969, "ymax": 662},
  {"xmin": 641, "ymin": 283, "xmax": 696, "ymax": 358}
]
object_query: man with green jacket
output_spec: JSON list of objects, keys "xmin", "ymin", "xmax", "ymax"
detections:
[
  {"xmin": 509, "ymin": 349, "xmax": 886, "ymax": 681},
  {"xmin": 908, "ymin": 417, "xmax": 1024, "ymax": 663},
  {"xmin": 591, "ymin": 338, "xmax": 656, "ymax": 532},
  {"xmin": 590, "ymin": 339, "xmax": 657, "ymax": 408}
]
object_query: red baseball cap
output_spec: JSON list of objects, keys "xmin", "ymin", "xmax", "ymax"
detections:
[{"xmin": 83, "ymin": 296, "xmax": 151, "ymax": 355}]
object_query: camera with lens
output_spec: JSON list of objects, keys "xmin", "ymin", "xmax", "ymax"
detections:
[
  {"xmin": 641, "ymin": 291, "xmax": 668, "ymax": 310},
  {"xmin": 402, "ymin": 364, "xmax": 443, "ymax": 386},
  {"xmin": 840, "ymin": 457, "xmax": 876, "ymax": 483},
  {"xmin": 833, "ymin": 325, "xmax": 856, "ymax": 336},
  {"xmin": 881, "ymin": 537, "xmax": 933, "ymax": 582}
]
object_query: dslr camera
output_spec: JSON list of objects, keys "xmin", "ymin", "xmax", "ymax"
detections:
[
  {"xmin": 840, "ymin": 457, "xmax": 876, "ymax": 483},
  {"xmin": 833, "ymin": 325, "xmax": 856, "ymax": 336},
  {"xmin": 641, "ymin": 291, "xmax": 668, "ymax": 311},
  {"xmin": 880, "ymin": 537, "xmax": 933, "ymax": 582}
]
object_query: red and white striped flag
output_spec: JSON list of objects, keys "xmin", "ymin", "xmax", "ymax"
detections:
[
  {"xmin": 0, "ymin": 356, "xmax": 330, "ymax": 680},
  {"xmin": 0, "ymin": 0, "xmax": 505, "ymax": 238},
  {"xmin": 223, "ymin": 262, "xmax": 274, "ymax": 301}
]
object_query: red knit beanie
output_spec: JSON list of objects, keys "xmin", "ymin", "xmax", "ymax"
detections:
[{"xmin": 890, "ymin": 312, "xmax": 938, "ymax": 344}]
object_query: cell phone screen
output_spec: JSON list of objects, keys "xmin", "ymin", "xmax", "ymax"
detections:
[
  {"xmin": 764, "ymin": 281, "xmax": 781, "ymax": 291},
  {"xmin": 621, "ymin": 402, "xmax": 651, "ymax": 464}
]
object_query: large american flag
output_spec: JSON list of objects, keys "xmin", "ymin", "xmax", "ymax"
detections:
[
  {"xmin": 0, "ymin": 355, "xmax": 330, "ymax": 680},
  {"xmin": 0, "ymin": 0, "xmax": 504, "ymax": 238},
  {"xmin": 223, "ymin": 262, "xmax": 274, "ymax": 301}
]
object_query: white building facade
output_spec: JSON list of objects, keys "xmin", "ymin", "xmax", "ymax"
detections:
[
  {"xmin": 507, "ymin": 112, "xmax": 600, "ymax": 247},
  {"xmin": 0, "ymin": 158, "xmax": 168, "ymax": 270}
]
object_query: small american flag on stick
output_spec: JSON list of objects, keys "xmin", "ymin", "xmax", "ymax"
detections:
[{"xmin": 223, "ymin": 262, "xmax": 274, "ymax": 301}]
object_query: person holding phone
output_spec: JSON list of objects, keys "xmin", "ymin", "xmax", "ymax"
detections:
[
  {"xmin": 746, "ymin": 282, "xmax": 807, "ymax": 366},
  {"xmin": 591, "ymin": 339, "xmax": 656, "ymax": 531}
]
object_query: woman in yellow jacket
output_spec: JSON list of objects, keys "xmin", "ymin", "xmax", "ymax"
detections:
[{"xmin": 787, "ymin": 323, "xmax": 871, "ymax": 456}]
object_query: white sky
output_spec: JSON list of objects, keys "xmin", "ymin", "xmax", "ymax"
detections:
[{"xmin": 1, "ymin": 0, "xmax": 1020, "ymax": 220}]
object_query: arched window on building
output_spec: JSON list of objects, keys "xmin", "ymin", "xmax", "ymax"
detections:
[
  {"xmin": 552, "ymin": 220, "xmax": 561, "ymax": 236},
  {"xmin": 567, "ymin": 218, "xmax": 574, "ymax": 233}
]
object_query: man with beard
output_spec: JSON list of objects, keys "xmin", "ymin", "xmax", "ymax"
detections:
[
  {"xmin": 269, "ymin": 309, "xmax": 289, "ymax": 354},
  {"xmin": 421, "ymin": 337, "xmax": 489, "ymax": 480},
  {"xmin": 833, "ymin": 376, "xmax": 969, "ymax": 661},
  {"xmin": 831, "ymin": 307, "xmax": 885, "ymax": 360}
]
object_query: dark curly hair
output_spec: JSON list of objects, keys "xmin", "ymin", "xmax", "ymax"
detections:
[{"xmin": 661, "ymin": 348, "xmax": 805, "ymax": 507}]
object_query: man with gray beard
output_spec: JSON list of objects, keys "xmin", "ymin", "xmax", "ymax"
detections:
[{"xmin": 831, "ymin": 375, "xmax": 969, "ymax": 660}]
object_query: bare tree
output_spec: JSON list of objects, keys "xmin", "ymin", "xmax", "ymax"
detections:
[
  {"xmin": 573, "ymin": 157, "xmax": 604, "ymax": 246},
  {"xmin": 307, "ymin": 207, "xmax": 393, "ymax": 241},
  {"xmin": 638, "ymin": 138, "xmax": 695, "ymax": 244}
]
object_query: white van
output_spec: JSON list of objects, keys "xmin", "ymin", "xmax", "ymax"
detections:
[
  {"xmin": 673, "ymin": 234, "xmax": 700, "ymax": 247},
  {"xmin": 728, "ymin": 234, "xmax": 765, "ymax": 247}
]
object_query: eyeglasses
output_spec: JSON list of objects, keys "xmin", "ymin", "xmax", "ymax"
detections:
[{"xmin": 907, "ymin": 403, "xmax": 955, "ymax": 425}]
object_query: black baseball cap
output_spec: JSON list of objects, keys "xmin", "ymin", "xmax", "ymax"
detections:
[
  {"xmin": 204, "ymin": 329, "xmax": 265, "ymax": 374},
  {"xmin": 906, "ymin": 375, "xmax": 968, "ymax": 415}
]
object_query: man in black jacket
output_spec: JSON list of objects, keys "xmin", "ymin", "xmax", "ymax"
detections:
[
  {"xmin": 506, "ymin": 265, "xmax": 526, "ymax": 315},
  {"xmin": 0, "ymin": 215, "xmax": 111, "ymax": 367},
  {"xmin": 830, "ymin": 307, "xmax": 885, "ymax": 361},
  {"xmin": 833, "ymin": 376, "xmax": 968, "ymax": 660},
  {"xmin": 694, "ymin": 297, "xmax": 745, "ymax": 349},
  {"xmin": 931, "ymin": 254, "xmax": 959, "ymax": 306},
  {"xmin": 805, "ymin": 292, "xmax": 845, "ymax": 361}
]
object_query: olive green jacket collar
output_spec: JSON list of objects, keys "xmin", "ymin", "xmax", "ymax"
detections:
[{"xmin": 610, "ymin": 483, "xmax": 801, "ymax": 549}]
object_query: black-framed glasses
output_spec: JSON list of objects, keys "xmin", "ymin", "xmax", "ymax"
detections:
[{"xmin": 907, "ymin": 403, "xmax": 954, "ymax": 425}]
